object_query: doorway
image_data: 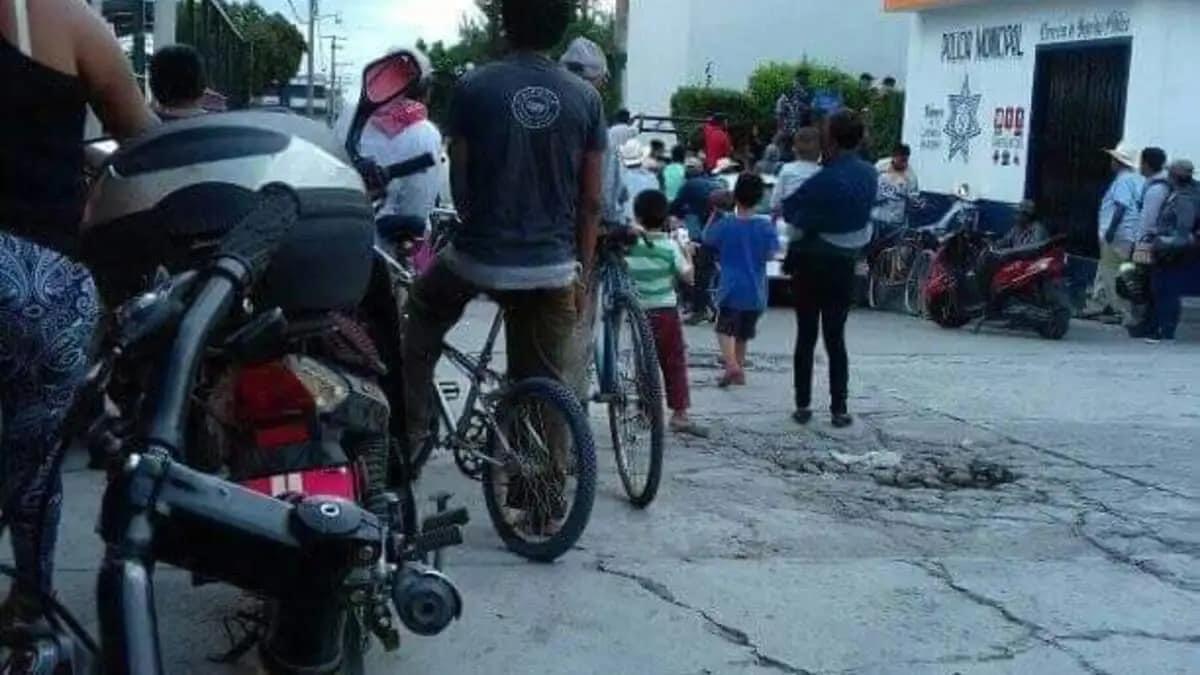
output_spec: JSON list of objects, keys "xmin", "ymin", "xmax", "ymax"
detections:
[{"xmin": 1026, "ymin": 39, "xmax": 1131, "ymax": 256}]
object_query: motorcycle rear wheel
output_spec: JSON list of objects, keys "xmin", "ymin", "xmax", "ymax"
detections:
[
  {"xmin": 928, "ymin": 295, "xmax": 970, "ymax": 329},
  {"xmin": 1037, "ymin": 283, "xmax": 1072, "ymax": 340}
]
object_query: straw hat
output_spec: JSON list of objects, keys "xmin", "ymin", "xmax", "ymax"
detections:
[
  {"xmin": 620, "ymin": 139, "xmax": 649, "ymax": 168},
  {"xmin": 1103, "ymin": 141, "xmax": 1139, "ymax": 169}
]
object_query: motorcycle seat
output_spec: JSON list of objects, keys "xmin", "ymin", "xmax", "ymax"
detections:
[{"xmin": 990, "ymin": 235, "xmax": 1067, "ymax": 264}]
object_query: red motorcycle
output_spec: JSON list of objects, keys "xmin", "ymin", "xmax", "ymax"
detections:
[{"xmin": 925, "ymin": 229, "xmax": 1072, "ymax": 339}]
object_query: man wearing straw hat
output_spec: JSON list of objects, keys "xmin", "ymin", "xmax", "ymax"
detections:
[{"xmin": 1087, "ymin": 142, "xmax": 1145, "ymax": 321}]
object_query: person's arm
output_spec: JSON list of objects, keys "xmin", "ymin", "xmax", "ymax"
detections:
[
  {"xmin": 576, "ymin": 150, "xmax": 603, "ymax": 277},
  {"xmin": 782, "ymin": 169, "xmax": 829, "ymax": 234},
  {"xmin": 1103, "ymin": 203, "xmax": 1126, "ymax": 244},
  {"xmin": 675, "ymin": 240, "xmax": 695, "ymax": 286},
  {"xmin": 74, "ymin": 2, "xmax": 156, "ymax": 139},
  {"xmin": 449, "ymin": 138, "xmax": 471, "ymax": 218},
  {"xmin": 1139, "ymin": 183, "xmax": 1169, "ymax": 238}
]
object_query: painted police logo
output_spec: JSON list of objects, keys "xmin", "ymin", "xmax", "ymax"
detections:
[
  {"xmin": 945, "ymin": 76, "xmax": 983, "ymax": 163},
  {"xmin": 511, "ymin": 86, "xmax": 561, "ymax": 130}
]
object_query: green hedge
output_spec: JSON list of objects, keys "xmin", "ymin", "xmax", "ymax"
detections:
[
  {"xmin": 669, "ymin": 87, "xmax": 759, "ymax": 150},
  {"xmin": 673, "ymin": 60, "xmax": 906, "ymax": 161}
]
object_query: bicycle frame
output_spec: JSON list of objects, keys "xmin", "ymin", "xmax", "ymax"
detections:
[
  {"xmin": 429, "ymin": 307, "xmax": 505, "ymax": 448},
  {"xmin": 592, "ymin": 246, "xmax": 633, "ymax": 399}
]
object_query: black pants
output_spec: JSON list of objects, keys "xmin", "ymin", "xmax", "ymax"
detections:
[
  {"xmin": 790, "ymin": 253, "xmax": 855, "ymax": 413},
  {"xmin": 688, "ymin": 245, "xmax": 717, "ymax": 316}
]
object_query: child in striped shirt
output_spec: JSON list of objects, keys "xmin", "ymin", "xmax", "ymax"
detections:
[{"xmin": 627, "ymin": 190, "xmax": 709, "ymax": 437}]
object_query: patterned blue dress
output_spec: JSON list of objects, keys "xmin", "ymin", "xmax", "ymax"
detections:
[{"xmin": 0, "ymin": 233, "xmax": 99, "ymax": 594}]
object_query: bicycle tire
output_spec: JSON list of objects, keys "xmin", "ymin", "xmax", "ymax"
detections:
[
  {"xmin": 905, "ymin": 250, "xmax": 935, "ymax": 317},
  {"xmin": 481, "ymin": 377, "xmax": 596, "ymax": 562},
  {"xmin": 607, "ymin": 294, "xmax": 665, "ymax": 507}
]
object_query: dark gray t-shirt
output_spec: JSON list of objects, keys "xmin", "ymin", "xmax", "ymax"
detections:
[{"xmin": 445, "ymin": 53, "xmax": 607, "ymax": 289}]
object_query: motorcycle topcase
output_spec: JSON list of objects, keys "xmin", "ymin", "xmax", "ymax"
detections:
[{"xmin": 81, "ymin": 112, "xmax": 374, "ymax": 314}]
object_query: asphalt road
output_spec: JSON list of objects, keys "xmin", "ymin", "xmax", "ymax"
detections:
[{"xmin": 34, "ymin": 306, "xmax": 1200, "ymax": 674}]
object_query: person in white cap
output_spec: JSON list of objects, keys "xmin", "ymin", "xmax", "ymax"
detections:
[
  {"xmin": 620, "ymin": 138, "xmax": 661, "ymax": 224},
  {"xmin": 560, "ymin": 36, "xmax": 626, "ymax": 403},
  {"xmin": 560, "ymin": 36, "xmax": 625, "ymax": 231},
  {"xmin": 1087, "ymin": 141, "xmax": 1145, "ymax": 321}
]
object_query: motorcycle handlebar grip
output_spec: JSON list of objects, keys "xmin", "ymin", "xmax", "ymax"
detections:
[{"xmin": 216, "ymin": 187, "xmax": 300, "ymax": 287}]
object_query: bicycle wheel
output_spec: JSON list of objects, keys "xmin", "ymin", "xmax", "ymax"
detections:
[
  {"xmin": 482, "ymin": 377, "xmax": 596, "ymax": 562},
  {"xmin": 607, "ymin": 295, "xmax": 665, "ymax": 508},
  {"xmin": 905, "ymin": 250, "xmax": 935, "ymax": 317}
]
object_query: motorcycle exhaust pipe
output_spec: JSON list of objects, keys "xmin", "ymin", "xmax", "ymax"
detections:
[{"xmin": 391, "ymin": 567, "xmax": 461, "ymax": 636}]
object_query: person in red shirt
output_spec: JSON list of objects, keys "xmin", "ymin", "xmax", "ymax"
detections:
[{"xmin": 702, "ymin": 114, "xmax": 733, "ymax": 172}]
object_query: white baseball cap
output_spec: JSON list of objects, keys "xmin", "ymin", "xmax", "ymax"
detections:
[{"xmin": 559, "ymin": 37, "xmax": 608, "ymax": 82}]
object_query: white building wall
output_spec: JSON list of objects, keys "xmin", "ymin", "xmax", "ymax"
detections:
[
  {"xmin": 901, "ymin": 0, "xmax": 1200, "ymax": 202},
  {"xmin": 625, "ymin": 0, "xmax": 910, "ymax": 118}
]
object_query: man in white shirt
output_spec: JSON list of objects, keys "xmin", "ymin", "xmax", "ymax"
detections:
[
  {"xmin": 608, "ymin": 108, "xmax": 637, "ymax": 151},
  {"xmin": 871, "ymin": 143, "xmax": 919, "ymax": 237},
  {"xmin": 335, "ymin": 48, "xmax": 443, "ymax": 234}
]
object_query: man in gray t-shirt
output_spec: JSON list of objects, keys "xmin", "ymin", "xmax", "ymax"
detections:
[
  {"xmin": 444, "ymin": 53, "xmax": 606, "ymax": 288},
  {"xmin": 403, "ymin": 0, "xmax": 605, "ymax": 468}
]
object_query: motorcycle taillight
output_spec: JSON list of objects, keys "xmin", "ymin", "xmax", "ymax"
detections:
[{"xmin": 234, "ymin": 361, "xmax": 316, "ymax": 447}]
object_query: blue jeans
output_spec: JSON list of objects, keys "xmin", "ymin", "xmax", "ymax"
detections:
[
  {"xmin": 0, "ymin": 233, "xmax": 99, "ymax": 594},
  {"xmin": 1151, "ymin": 260, "xmax": 1200, "ymax": 339}
]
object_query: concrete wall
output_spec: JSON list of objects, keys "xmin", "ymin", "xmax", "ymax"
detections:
[
  {"xmin": 901, "ymin": 0, "xmax": 1200, "ymax": 203},
  {"xmin": 625, "ymin": 0, "xmax": 910, "ymax": 118}
]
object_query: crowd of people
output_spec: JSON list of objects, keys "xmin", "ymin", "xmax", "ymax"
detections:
[{"xmin": 2, "ymin": 0, "xmax": 1198, "ymax": 639}]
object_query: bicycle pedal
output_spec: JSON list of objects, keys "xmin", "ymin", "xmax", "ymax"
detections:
[{"xmin": 437, "ymin": 381, "xmax": 461, "ymax": 401}]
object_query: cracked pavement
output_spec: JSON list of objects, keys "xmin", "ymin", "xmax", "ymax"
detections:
[{"xmin": 34, "ymin": 307, "xmax": 1200, "ymax": 673}]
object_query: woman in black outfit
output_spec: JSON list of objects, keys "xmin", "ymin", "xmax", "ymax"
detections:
[{"xmin": 0, "ymin": 0, "xmax": 155, "ymax": 624}]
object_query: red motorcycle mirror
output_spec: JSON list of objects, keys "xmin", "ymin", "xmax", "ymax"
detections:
[{"xmin": 344, "ymin": 51, "xmax": 423, "ymax": 161}]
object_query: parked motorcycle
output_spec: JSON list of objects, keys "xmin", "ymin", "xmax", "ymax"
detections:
[
  {"xmin": 0, "ymin": 53, "xmax": 463, "ymax": 675},
  {"xmin": 924, "ymin": 226, "xmax": 1072, "ymax": 339}
]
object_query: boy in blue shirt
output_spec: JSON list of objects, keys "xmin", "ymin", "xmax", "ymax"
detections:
[{"xmin": 705, "ymin": 173, "xmax": 780, "ymax": 387}]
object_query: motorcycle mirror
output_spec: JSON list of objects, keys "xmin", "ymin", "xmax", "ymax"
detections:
[{"xmin": 345, "ymin": 52, "xmax": 422, "ymax": 161}]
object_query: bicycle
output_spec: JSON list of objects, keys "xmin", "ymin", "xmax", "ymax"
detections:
[
  {"xmin": 588, "ymin": 230, "xmax": 666, "ymax": 508},
  {"xmin": 375, "ymin": 245, "xmax": 598, "ymax": 563}
]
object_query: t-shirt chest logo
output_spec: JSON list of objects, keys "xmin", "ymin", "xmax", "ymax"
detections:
[{"xmin": 511, "ymin": 86, "xmax": 561, "ymax": 130}]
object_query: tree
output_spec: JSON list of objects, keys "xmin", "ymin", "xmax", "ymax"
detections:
[
  {"xmin": 421, "ymin": 0, "xmax": 623, "ymax": 125},
  {"xmin": 226, "ymin": 1, "xmax": 306, "ymax": 95}
]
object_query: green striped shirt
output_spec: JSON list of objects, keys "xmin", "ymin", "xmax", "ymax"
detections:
[{"xmin": 626, "ymin": 233, "xmax": 690, "ymax": 310}]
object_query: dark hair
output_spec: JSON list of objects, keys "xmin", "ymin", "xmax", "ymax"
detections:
[
  {"xmin": 733, "ymin": 173, "xmax": 765, "ymax": 208},
  {"xmin": 634, "ymin": 189, "xmax": 669, "ymax": 230},
  {"xmin": 893, "ymin": 143, "xmax": 912, "ymax": 158},
  {"xmin": 859, "ymin": 72, "xmax": 875, "ymax": 82},
  {"xmin": 670, "ymin": 144, "xmax": 686, "ymax": 162},
  {"xmin": 1142, "ymin": 147, "xmax": 1167, "ymax": 173},
  {"xmin": 827, "ymin": 110, "xmax": 865, "ymax": 151},
  {"xmin": 150, "ymin": 44, "xmax": 206, "ymax": 106},
  {"xmin": 502, "ymin": 0, "xmax": 571, "ymax": 51},
  {"xmin": 614, "ymin": 108, "xmax": 632, "ymax": 125},
  {"xmin": 882, "ymin": 76, "xmax": 897, "ymax": 87}
]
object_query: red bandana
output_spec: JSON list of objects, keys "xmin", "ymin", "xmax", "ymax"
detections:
[{"xmin": 370, "ymin": 98, "xmax": 429, "ymax": 138}]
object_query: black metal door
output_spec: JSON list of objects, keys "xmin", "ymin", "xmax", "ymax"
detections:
[{"xmin": 1026, "ymin": 40, "xmax": 1131, "ymax": 256}]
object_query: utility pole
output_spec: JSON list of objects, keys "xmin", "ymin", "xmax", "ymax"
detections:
[
  {"xmin": 306, "ymin": 0, "xmax": 317, "ymax": 117},
  {"xmin": 326, "ymin": 35, "xmax": 346, "ymax": 126}
]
